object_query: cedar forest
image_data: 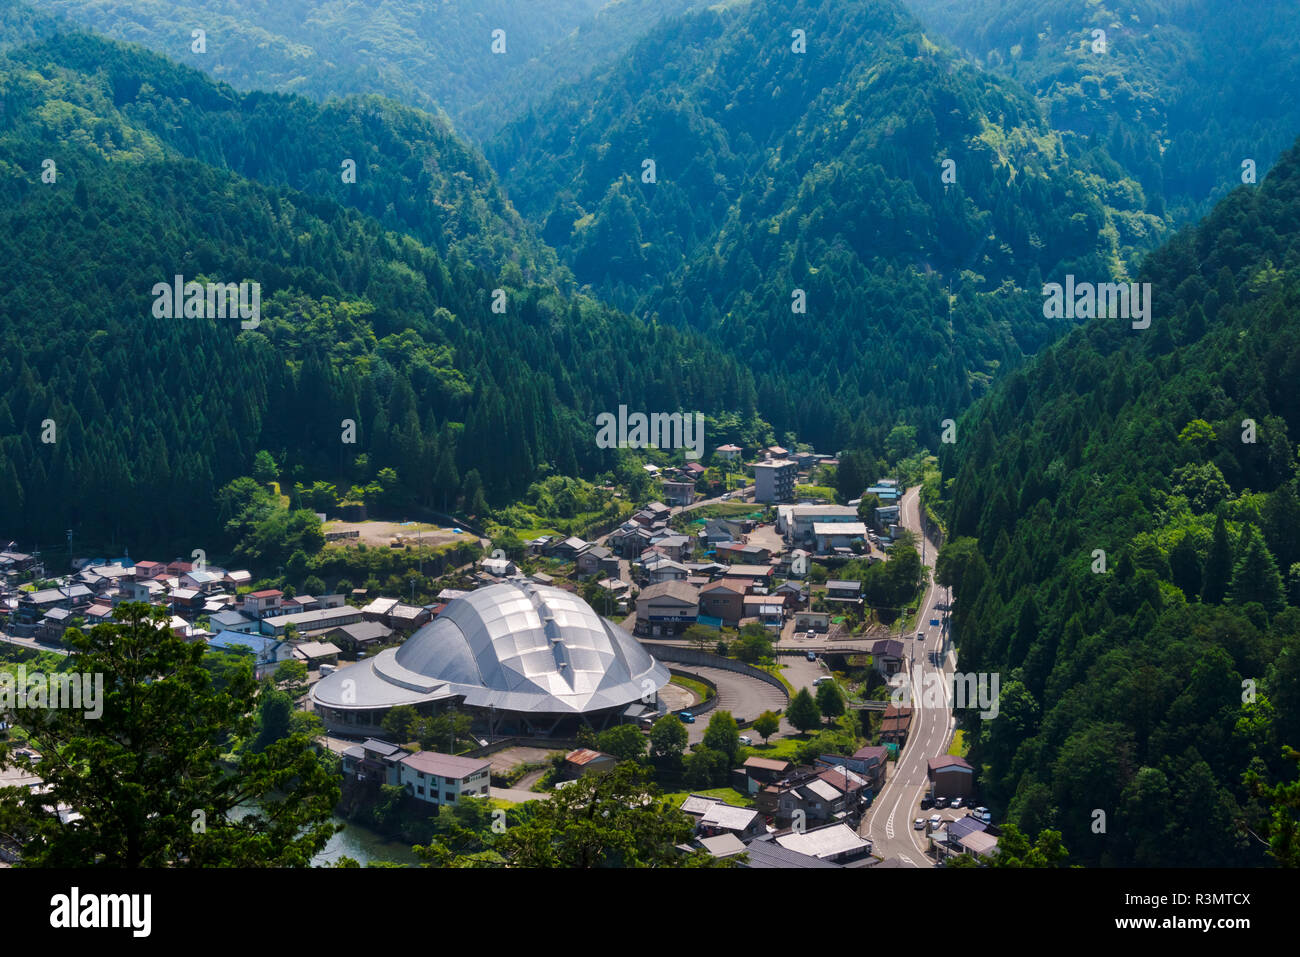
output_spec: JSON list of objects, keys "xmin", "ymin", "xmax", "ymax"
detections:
[{"xmin": 0, "ymin": 0, "xmax": 1298, "ymax": 867}]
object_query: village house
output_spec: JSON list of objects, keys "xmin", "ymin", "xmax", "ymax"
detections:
[
  {"xmin": 114, "ymin": 578, "xmax": 165, "ymax": 605},
  {"xmin": 716, "ymin": 542, "xmax": 772, "ymax": 564},
  {"xmin": 825, "ymin": 580, "xmax": 863, "ymax": 603},
  {"xmin": 879, "ymin": 703, "xmax": 913, "ymax": 745},
  {"xmin": 293, "ymin": 640, "xmax": 342, "ymax": 669},
  {"xmin": 209, "ymin": 608, "xmax": 259, "ymax": 634},
  {"xmin": 869, "ymin": 639, "xmax": 907, "ymax": 677},
  {"xmin": 480, "ymin": 556, "xmax": 518, "ymax": 577},
  {"xmin": 649, "ymin": 534, "xmax": 693, "ymax": 563},
  {"xmin": 793, "ymin": 609, "xmax": 829, "ymax": 633},
  {"xmin": 575, "ymin": 545, "xmax": 619, "ymax": 579},
  {"xmin": 207, "ymin": 631, "xmax": 294, "ymax": 678},
  {"xmin": 680, "ymin": 796, "xmax": 766, "ymax": 841},
  {"xmin": 240, "ymin": 589, "xmax": 285, "ymax": 619},
  {"xmin": 561, "ymin": 749, "xmax": 620, "ymax": 779},
  {"xmin": 739, "ymin": 757, "xmax": 793, "ymax": 794},
  {"xmin": 698, "ymin": 578, "xmax": 748, "ymax": 627},
  {"xmin": 774, "ymin": 822, "xmax": 873, "ymax": 865},
  {"xmin": 260, "ymin": 605, "xmax": 363, "ymax": 638},
  {"xmin": 661, "ymin": 480, "xmax": 696, "ymax": 507},
  {"xmin": 131, "ymin": 560, "xmax": 166, "ymax": 580},
  {"xmin": 639, "ymin": 555, "xmax": 690, "ymax": 585},
  {"xmin": 635, "ymin": 580, "xmax": 699, "ymax": 637},
  {"xmin": 325, "ymin": 620, "xmax": 394, "ymax": 656},
  {"xmin": 927, "ymin": 755, "xmax": 975, "ymax": 801},
  {"xmin": 394, "ymin": 751, "xmax": 491, "ymax": 806}
]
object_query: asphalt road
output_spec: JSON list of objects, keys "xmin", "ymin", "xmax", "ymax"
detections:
[
  {"xmin": 859, "ymin": 484, "xmax": 955, "ymax": 867},
  {"xmin": 673, "ymin": 664, "xmax": 788, "ymax": 744}
]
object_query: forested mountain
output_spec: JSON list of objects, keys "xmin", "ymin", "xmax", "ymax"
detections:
[
  {"xmin": 489, "ymin": 0, "xmax": 1166, "ymax": 457},
  {"xmin": 21, "ymin": 0, "xmax": 703, "ymax": 140},
  {"xmin": 0, "ymin": 28, "xmax": 556, "ymax": 277},
  {"xmin": 937, "ymin": 135, "xmax": 1300, "ymax": 866},
  {"xmin": 0, "ymin": 0, "xmax": 56, "ymax": 50},
  {"xmin": 903, "ymin": 0, "xmax": 1300, "ymax": 222},
  {"xmin": 0, "ymin": 25, "xmax": 759, "ymax": 552}
]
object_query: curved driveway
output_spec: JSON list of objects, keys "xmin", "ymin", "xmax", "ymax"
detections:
[{"xmin": 669, "ymin": 664, "xmax": 787, "ymax": 744}]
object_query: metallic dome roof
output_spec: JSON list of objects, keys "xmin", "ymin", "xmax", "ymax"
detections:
[{"xmin": 312, "ymin": 580, "xmax": 668, "ymax": 715}]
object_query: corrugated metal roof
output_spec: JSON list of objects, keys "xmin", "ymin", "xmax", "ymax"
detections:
[{"xmin": 312, "ymin": 580, "xmax": 668, "ymax": 715}]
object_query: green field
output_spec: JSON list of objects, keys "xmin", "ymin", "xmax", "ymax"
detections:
[
  {"xmin": 660, "ymin": 786, "xmax": 755, "ymax": 808},
  {"xmin": 740, "ymin": 735, "xmax": 808, "ymax": 762}
]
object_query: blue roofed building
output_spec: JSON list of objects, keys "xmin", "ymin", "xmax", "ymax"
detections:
[{"xmin": 208, "ymin": 631, "xmax": 293, "ymax": 677}]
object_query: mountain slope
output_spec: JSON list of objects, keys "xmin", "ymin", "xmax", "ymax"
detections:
[
  {"xmin": 938, "ymin": 134, "xmax": 1300, "ymax": 866},
  {"xmin": 0, "ymin": 28, "xmax": 759, "ymax": 551},
  {"xmin": 21, "ymin": 0, "xmax": 704, "ymax": 139},
  {"xmin": 903, "ymin": 0, "xmax": 1300, "ymax": 221},
  {"xmin": 0, "ymin": 27, "xmax": 556, "ymax": 278},
  {"xmin": 490, "ymin": 0, "xmax": 1164, "ymax": 454}
]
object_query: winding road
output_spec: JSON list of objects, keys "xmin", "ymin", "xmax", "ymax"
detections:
[{"xmin": 859, "ymin": 485, "xmax": 954, "ymax": 867}]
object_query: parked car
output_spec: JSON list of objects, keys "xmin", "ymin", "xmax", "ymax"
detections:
[
  {"xmin": 950, "ymin": 797, "xmax": 963, "ymax": 809},
  {"xmin": 913, "ymin": 818, "xmax": 926, "ymax": 830},
  {"xmin": 920, "ymin": 795, "xmax": 934, "ymax": 810},
  {"xmin": 739, "ymin": 735, "xmax": 752, "ymax": 746},
  {"xmin": 813, "ymin": 676, "xmax": 834, "ymax": 686},
  {"xmin": 975, "ymin": 806, "xmax": 992, "ymax": 823},
  {"xmin": 678, "ymin": 711, "xmax": 695, "ymax": 724},
  {"xmin": 805, "ymin": 630, "xmax": 815, "ymax": 641},
  {"xmin": 806, "ymin": 651, "xmax": 817, "ymax": 661},
  {"xmin": 929, "ymin": 814, "xmax": 943, "ymax": 827},
  {"xmin": 935, "ymin": 796, "xmax": 949, "ymax": 808}
]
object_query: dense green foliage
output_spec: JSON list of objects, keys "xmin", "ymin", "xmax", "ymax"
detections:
[
  {"xmin": 938, "ymin": 136, "xmax": 1300, "ymax": 866},
  {"xmin": 0, "ymin": 603, "xmax": 340, "ymax": 866},
  {"xmin": 904, "ymin": 0, "xmax": 1300, "ymax": 222},
  {"xmin": 0, "ymin": 26, "xmax": 759, "ymax": 552},
  {"xmin": 0, "ymin": 27, "xmax": 553, "ymax": 275},
  {"xmin": 491, "ymin": 0, "xmax": 1163, "ymax": 458},
  {"xmin": 415, "ymin": 762, "xmax": 729, "ymax": 867},
  {"xmin": 24, "ymin": 0, "xmax": 704, "ymax": 140}
]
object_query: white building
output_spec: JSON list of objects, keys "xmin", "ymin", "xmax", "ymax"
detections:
[
  {"xmin": 786, "ymin": 505, "xmax": 860, "ymax": 543},
  {"xmin": 813, "ymin": 522, "xmax": 867, "ymax": 552},
  {"xmin": 396, "ymin": 751, "xmax": 491, "ymax": 806}
]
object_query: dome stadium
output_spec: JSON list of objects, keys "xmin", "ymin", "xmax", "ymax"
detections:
[{"xmin": 311, "ymin": 579, "xmax": 670, "ymax": 736}]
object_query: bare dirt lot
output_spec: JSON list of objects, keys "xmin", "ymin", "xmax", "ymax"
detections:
[
  {"xmin": 486, "ymin": 746, "xmax": 564, "ymax": 774},
  {"xmin": 322, "ymin": 520, "xmax": 465, "ymax": 549}
]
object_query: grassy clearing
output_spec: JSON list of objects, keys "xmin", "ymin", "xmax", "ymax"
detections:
[
  {"xmin": 660, "ymin": 786, "xmax": 755, "ymax": 808},
  {"xmin": 740, "ymin": 735, "xmax": 808, "ymax": 762},
  {"xmin": 947, "ymin": 730, "xmax": 967, "ymax": 757},
  {"xmin": 670, "ymin": 674, "xmax": 715, "ymax": 703}
]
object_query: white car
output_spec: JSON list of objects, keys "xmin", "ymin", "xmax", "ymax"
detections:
[
  {"xmin": 913, "ymin": 818, "xmax": 926, "ymax": 830},
  {"xmin": 950, "ymin": 797, "xmax": 963, "ymax": 809},
  {"xmin": 805, "ymin": 630, "xmax": 816, "ymax": 641},
  {"xmin": 738, "ymin": 735, "xmax": 752, "ymax": 746},
  {"xmin": 929, "ymin": 814, "xmax": 943, "ymax": 827}
]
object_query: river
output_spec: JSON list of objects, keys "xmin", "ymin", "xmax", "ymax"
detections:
[{"xmin": 312, "ymin": 816, "xmax": 420, "ymax": 867}]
